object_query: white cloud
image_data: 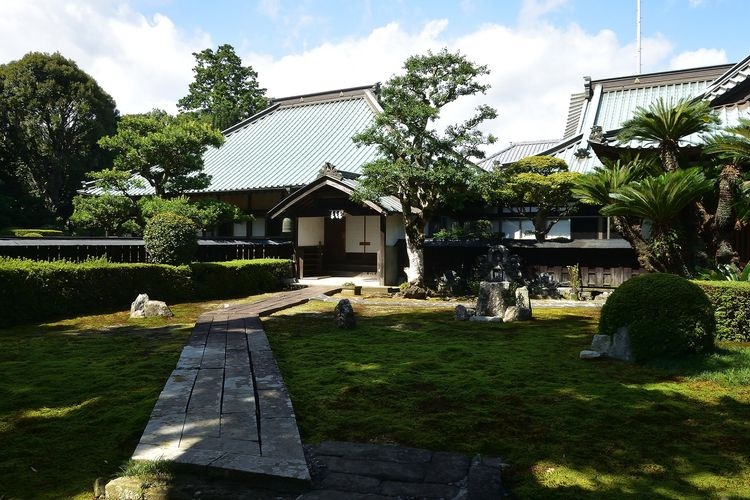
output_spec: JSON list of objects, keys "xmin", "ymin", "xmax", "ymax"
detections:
[
  {"xmin": 669, "ymin": 48, "xmax": 727, "ymax": 70},
  {"xmin": 258, "ymin": 0, "xmax": 281, "ymax": 20},
  {"xmin": 0, "ymin": 0, "xmax": 211, "ymax": 114},
  {"xmin": 0, "ymin": 0, "xmax": 729, "ymax": 153},
  {"xmin": 247, "ymin": 19, "xmax": 678, "ymax": 148},
  {"xmin": 518, "ymin": 0, "xmax": 568, "ymax": 26}
]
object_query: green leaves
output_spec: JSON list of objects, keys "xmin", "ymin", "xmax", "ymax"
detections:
[
  {"xmin": 600, "ymin": 167, "xmax": 714, "ymax": 225},
  {"xmin": 0, "ymin": 52, "xmax": 118, "ymax": 218},
  {"xmin": 177, "ymin": 44, "xmax": 267, "ymax": 131},
  {"xmin": 98, "ymin": 110, "xmax": 224, "ymax": 196}
]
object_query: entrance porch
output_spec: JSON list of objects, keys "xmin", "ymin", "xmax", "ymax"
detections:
[{"xmin": 268, "ymin": 170, "xmax": 404, "ymax": 286}]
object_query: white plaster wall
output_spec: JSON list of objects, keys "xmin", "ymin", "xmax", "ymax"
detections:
[
  {"xmin": 233, "ymin": 222, "xmax": 247, "ymax": 237},
  {"xmin": 298, "ymin": 217, "xmax": 324, "ymax": 246},
  {"xmin": 346, "ymin": 215, "xmax": 379, "ymax": 253},
  {"xmin": 251, "ymin": 217, "xmax": 266, "ymax": 237},
  {"xmin": 386, "ymin": 215, "xmax": 405, "ymax": 245},
  {"xmin": 502, "ymin": 219, "xmax": 571, "ymax": 239}
]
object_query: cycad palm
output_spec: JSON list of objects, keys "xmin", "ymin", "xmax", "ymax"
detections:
[
  {"xmin": 618, "ymin": 98, "xmax": 719, "ymax": 172},
  {"xmin": 601, "ymin": 167, "xmax": 714, "ymax": 275}
]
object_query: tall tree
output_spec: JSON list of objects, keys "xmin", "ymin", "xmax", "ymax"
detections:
[
  {"xmin": 178, "ymin": 44, "xmax": 267, "ymax": 130},
  {"xmin": 477, "ymin": 156, "xmax": 580, "ymax": 242},
  {"xmin": 353, "ymin": 49, "xmax": 496, "ymax": 286},
  {"xmin": 98, "ymin": 110, "xmax": 224, "ymax": 197},
  {"xmin": 0, "ymin": 52, "xmax": 118, "ymax": 220}
]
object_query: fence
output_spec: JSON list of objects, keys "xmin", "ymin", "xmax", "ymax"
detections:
[{"xmin": 0, "ymin": 237, "xmax": 294, "ymax": 263}]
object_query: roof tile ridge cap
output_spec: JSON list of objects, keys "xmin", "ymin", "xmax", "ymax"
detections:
[{"xmin": 276, "ymin": 94, "xmax": 367, "ymax": 109}]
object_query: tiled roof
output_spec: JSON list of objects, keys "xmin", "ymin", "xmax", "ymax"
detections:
[{"xmin": 479, "ymin": 139, "xmax": 562, "ymax": 170}]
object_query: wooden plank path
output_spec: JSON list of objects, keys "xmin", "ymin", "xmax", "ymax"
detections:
[{"xmin": 132, "ymin": 286, "xmax": 339, "ymax": 489}]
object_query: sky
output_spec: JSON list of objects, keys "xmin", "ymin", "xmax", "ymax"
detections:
[{"xmin": 1, "ymin": 0, "xmax": 748, "ymax": 150}]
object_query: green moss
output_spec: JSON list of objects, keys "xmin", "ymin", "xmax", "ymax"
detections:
[{"xmin": 599, "ymin": 273, "xmax": 715, "ymax": 362}]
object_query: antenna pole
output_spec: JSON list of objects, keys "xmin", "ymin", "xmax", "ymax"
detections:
[{"xmin": 636, "ymin": 0, "xmax": 642, "ymax": 74}]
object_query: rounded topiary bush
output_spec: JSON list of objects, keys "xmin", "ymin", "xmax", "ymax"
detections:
[
  {"xmin": 143, "ymin": 211, "xmax": 197, "ymax": 265},
  {"xmin": 599, "ymin": 273, "xmax": 715, "ymax": 362}
]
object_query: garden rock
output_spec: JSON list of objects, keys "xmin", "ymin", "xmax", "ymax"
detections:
[
  {"xmin": 334, "ymin": 299, "xmax": 356, "ymax": 329},
  {"xmin": 515, "ymin": 286, "xmax": 532, "ymax": 314},
  {"xmin": 582, "ymin": 328, "xmax": 633, "ymax": 362},
  {"xmin": 130, "ymin": 293, "xmax": 173, "ymax": 318},
  {"xmin": 579, "ymin": 350, "xmax": 603, "ymax": 360},
  {"xmin": 503, "ymin": 306, "xmax": 531, "ymax": 323},
  {"xmin": 590, "ymin": 334, "xmax": 612, "ymax": 353},
  {"xmin": 454, "ymin": 304, "xmax": 475, "ymax": 321},
  {"xmin": 608, "ymin": 327, "xmax": 633, "ymax": 362},
  {"xmin": 401, "ymin": 285, "xmax": 428, "ymax": 300},
  {"xmin": 476, "ymin": 281, "xmax": 507, "ymax": 317}
]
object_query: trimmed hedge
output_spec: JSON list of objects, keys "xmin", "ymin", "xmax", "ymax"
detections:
[
  {"xmin": 695, "ymin": 281, "xmax": 750, "ymax": 342},
  {"xmin": 1, "ymin": 228, "xmax": 64, "ymax": 237},
  {"xmin": 0, "ymin": 257, "xmax": 292, "ymax": 327},
  {"xmin": 599, "ymin": 273, "xmax": 715, "ymax": 362}
]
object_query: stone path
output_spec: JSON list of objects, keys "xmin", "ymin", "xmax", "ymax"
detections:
[
  {"xmin": 303, "ymin": 441, "xmax": 508, "ymax": 499},
  {"xmin": 131, "ymin": 286, "xmax": 339, "ymax": 491}
]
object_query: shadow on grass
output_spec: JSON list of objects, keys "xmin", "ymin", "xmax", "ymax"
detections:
[
  {"xmin": 264, "ymin": 303, "xmax": 750, "ymax": 499},
  {"xmin": 0, "ymin": 319, "xmax": 191, "ymax": 499}
]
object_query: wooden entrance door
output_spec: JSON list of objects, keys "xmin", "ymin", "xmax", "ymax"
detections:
[{"xmin": 324, "ymin": 217, "xmax": 346, "ymax": 270}]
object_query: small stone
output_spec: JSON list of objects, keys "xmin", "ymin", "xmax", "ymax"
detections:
[
  {"xmin": 580, "ymin": 350, "xmax": 603, "ymax": 360},
  {"xmin": 455, "ymin": 304, "xmax": 473, "ymax": 321},
  {"xmin": 93, "ymin": 477, "xmax": 107, "ymax": 498},
  {"xmin": 130, "ymin": 293, "xmax": 149, "ymax": 316},
  {"xmin": 334, "ymin": 299, "xmax": 356, "ymax": 329},
  {"xmin": 130, "ymin": 293, "xmax": 173, "ymax": 318}
]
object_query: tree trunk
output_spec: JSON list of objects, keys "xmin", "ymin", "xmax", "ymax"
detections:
[
  {"xmin": 402, "ymin": 213, "xmax": 425, "ymax": 287},
  {"xmin": 660, "ymin": 144, "xmax": 679, "ymax": 172},
  {"xmin": 610, "ymin": 215, "xmax": 662, "ymax": 273},
  {"xmin": 712, "ymin": 163, "xmax": 741, "ymax": 264}
]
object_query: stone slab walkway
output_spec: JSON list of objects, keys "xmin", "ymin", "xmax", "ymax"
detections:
[{"xmin": 131, "ymin": 286, "xmax": 339, "ymax": 490}]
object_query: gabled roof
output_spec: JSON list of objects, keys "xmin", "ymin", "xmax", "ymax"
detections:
[
  {"xmin": 202, "ymin": 85, "xmax": 382, "ymax": 192},
  {"xmin": 487, "ymin": 61, "xmax": 744, "ymax": 174},
  {"xmin": 85, "ymin": 85, "xmax": 383, "ymax": 197},
  {"xmin": 479, "ymin": 139, "xmax": 561, "ymax": 170},
  {"xmin": 702, "ymin": 54, "xmax": 750, "ymax": 105},
  {"xmin": 267, "ymin": 172, "xmax": 402, "ymax": 218}
]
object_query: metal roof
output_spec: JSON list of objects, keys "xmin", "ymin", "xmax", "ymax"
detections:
[
  {"xmin": 479, "ymin": 139, "xmax": 562, "ymax": 170},
  {"xmin": 86, "ymin": 87, "xmax": 382, "ymax": 196},
  {"xmin": 202, "ymin": 90, "xmax": 381, "ymax": 192}
]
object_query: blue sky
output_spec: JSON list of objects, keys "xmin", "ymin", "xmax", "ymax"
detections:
[
  {"xmin": 127, "ymin": 0, "xmax": 749, "ymax": 64},
  {"xmin": 1, "ymin": 0, "xmax": 747, "ymax": 146}
]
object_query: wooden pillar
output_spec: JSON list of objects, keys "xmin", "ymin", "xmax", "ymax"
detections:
[{"xmin": 377, "ymin": 215, "xmax": 386, "ymax": 286}]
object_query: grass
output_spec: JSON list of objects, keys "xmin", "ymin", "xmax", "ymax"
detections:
[
  {"xmin": 263, "ymin": 301, "xmax": 750, "ymax": 499},
  {"xmin": 0, "ymin": 301, "xmax": 215, "ymax": 500}
]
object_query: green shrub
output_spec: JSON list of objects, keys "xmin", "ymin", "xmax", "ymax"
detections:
[
  {"xmin": 599, "ymin": 273, "xmax": 715, "ymax": 362},
  {"xmin": 3, "ymin": 228, "xmax": 64, "ymax": 237},
  {"xmin": 190, "ymin": 259, "xmax": 292, "ymax": 300},
  {"xmin": 143, "ymin": 212, "xmax": 198, "ymax": 265},
  {"xmin": 695, "ymin": 281, "xmax": 750, "ymax": 342},
  {"xmin": 0, "ymin": 257, "xmax": 291, "ymax": 327}
]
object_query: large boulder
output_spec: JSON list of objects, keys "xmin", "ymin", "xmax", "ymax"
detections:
[
  {"xmin": 476, "ymin": 282, "xmax": 508, "ymax": 317},
  {"xmin": 401, "ymin": 285, "xmax": 428, "ymax": 300},
  {"xmin": 334, "ymin": 298, "xmax": 356, "ymax": 329},
  {"xmin": 130, "ymin": 293, "xmax": 173, "ymax": 318}
]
